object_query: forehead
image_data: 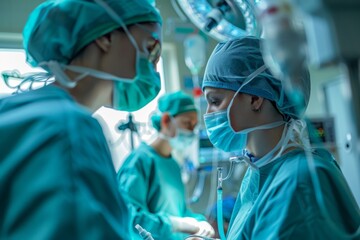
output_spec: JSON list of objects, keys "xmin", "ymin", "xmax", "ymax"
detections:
[
  {"xmin": 175, "ymin": 111, "xmax": 198, "ymax": 121},
  {"xmin": 134, "ymin": 22, "xmax": 162, "ymax": 41},
  {"xmin": 204, "ymin": 87, "xmax": 234, "ymax": 97}
]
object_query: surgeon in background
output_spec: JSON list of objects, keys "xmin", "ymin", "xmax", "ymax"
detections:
[
  {"xmin": 118, "ymin": 91, "xmax": 215, "ymax": 239},
  {"xmin": 202, "ymin": 36, "xmax": 360, "ymax": 239},
  {"xmin": 0, "ymin": 0, "xmax": 162, "ymax": 239}
]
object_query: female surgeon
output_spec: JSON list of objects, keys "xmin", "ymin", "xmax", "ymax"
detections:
[
  {"xmin": 118, "ymin": 91, "xmax": 215, "ymax": 239},
  {"xmin": 202, "ymin": 36, "xmax": 360, "ymax": 239},
  {"xmin": 0, "ymin": 0, "xmax": 162, "ymax": 239}
]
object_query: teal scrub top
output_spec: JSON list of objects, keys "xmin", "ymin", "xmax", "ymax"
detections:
[
  {"xmin": 227, "ymin": 148, "xmax": 360, "ymax": 240},
  {"xmin": 0, "ymin": 85, "xmax": 131, "ymax": 239},
  {"xmin": 117, "ymin": 142, "xmax": 206, "ymax": 240}
]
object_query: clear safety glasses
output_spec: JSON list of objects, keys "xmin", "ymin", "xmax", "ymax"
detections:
[{"xmin": 134, "ymin": 23, "xmax": 162, "ymax": 65}]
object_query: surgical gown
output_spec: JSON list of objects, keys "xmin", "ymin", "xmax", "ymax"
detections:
[
  {"xmin": 117, "ymin": 142, "xmax": 206, "ymax": 240},
  {"xmin": 227, "ymin": 148, "xmax": 360, "ymax": 240},
  {"xmin": 0, "ymin": 85, "xmax": 131, "ymax": 239}
]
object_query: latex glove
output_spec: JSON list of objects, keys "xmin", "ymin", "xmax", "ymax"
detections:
[
  {"xmin": 194, "ymin": 221, "xmax": 215, "ymax": 237},
  {"xmin": 169, "ymin": 216, "xmax": 200, "ymax": 234}
]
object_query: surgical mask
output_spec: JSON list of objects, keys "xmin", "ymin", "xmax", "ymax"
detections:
[
  {"xmin": 44, "ymin": 56, "xmax": 160, "ymax": 112},
  {"xmin": 204, "ymin": 110, "xmax": 284, "ymax": 152},
  {"xmin": 42, "ymin": 0, "xmax": 161, "ymax": 112},
  {"xmin": 159, "ymin": 117, "xmax": 196, "ymax": 151},
  {"xmin": 169, "ymin": 128, "xmax": 196, "ymax": 151}
]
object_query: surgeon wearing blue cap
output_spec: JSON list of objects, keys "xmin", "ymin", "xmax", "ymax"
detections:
[
  {"xmin": 0, "ymin": 0, "xmax": 162, "ymax": 239},
  {"xmin": 202, "ymin": 36, "xmax": 360, "ymax": 239},
  {"xmin": 118, "ymin": 91, "xmax": 215, "ymax": 239}
]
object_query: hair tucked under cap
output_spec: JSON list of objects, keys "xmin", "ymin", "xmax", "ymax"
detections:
[
  {"xmin": 151, "ymin": 91, "xmax": 197, "ymax": 131},
  {"xmin": 23, "ymin": 0, "xmax": 162, "ymax": 68},
  {"xmin": 202, "ymin": 36, "xmax": 310, "ymax": 120}
]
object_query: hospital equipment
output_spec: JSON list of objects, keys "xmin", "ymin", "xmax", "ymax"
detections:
[
  {"xmin": 175, "ymin": 0, "xmax": 261, "ymax": 41},
  {"xmin": 136, "ymin": 224, "xmax": 155, "ymax": 240},
  {"xmin": 117, "ymin": 113, "xmax": 140, "ymax": 150}
]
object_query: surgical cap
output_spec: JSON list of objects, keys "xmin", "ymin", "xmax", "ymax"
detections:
[
  {"xmin": 202, "ymin": 36, "xmax": 310, "ymax": 120},
  {"xmin": 23, "ymin": 0, "xmax": 162, "ymax": 67},
  {"xmin": 151, "ymin": 91, "xmax": 197, "ymax": 131}
]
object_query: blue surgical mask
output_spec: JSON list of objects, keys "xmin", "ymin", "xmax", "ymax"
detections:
[
  {"xmin": 159, "ymin": 117, "xmax": 196, "ymax": 151},
  {"xmin": 170, "ymin": 128, "xmax": 196, "ymax": 151},
  {"xmin": 204, "ymin": 110, "xmax": 284, "ymax": 152},
  {"xmin": 112, "ymin": 52, "xmax": 161, "ymax": 111},
  {"xmin": 54, "ymin": 52, "xmax": 160, "ymax": 112}
]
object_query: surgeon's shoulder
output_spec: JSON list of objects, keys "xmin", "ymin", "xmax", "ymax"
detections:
[
  {"xmin": 278, "ymin": 148, "xmax": 340, "ymax": 184},
  {"xmin": 121, "ymin": 143, "xmax": 157, "ymax": 169},
  {"xmin": 1, "ymin": 88, "xmax": 97, "ymax": 132}
]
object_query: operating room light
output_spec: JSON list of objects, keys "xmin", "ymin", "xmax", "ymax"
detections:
[{"xmin": 176, "ymin": 0, "xmax": 261, "ymax": 42}]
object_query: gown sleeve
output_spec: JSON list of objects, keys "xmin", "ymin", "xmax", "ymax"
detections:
[{"xmin": 117, "ymin": 147, "xmax": 173, "ymax": 239}]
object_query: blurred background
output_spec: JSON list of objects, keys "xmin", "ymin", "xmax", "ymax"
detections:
[{"xmin": 1, "ymin": 0, "xmax": 359, "ymax": 236}]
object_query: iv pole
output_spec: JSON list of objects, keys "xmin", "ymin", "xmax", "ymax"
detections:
[{"xmin": 117, "ymin": 113, "xmax": 139, "ymax": 151}]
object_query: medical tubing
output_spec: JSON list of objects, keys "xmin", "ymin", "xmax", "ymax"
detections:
[
  {"xmin": 189, "ymin": 170, "xmax": 207, "ymax": 203},
  {"xmin": 216, "ymin": 168, "xmax": 227, "ymax": 240},
  {"xmin": 2, "ymin": 70, "xmax": 53, "ymax": 93},
  {"xmin": 135, "ymin": 224, "xmax": 155, "ymax": 240},
  {"xmin": 221, "ymin": 161, "xmax": 235, "ymax": 181},
  {"xmin": 205, "ymin": 149, "xmax": 220, "ymax": 218},
  {"xmin": 217, "ymin": 188, "xmax": 226, "ymax": 240}
]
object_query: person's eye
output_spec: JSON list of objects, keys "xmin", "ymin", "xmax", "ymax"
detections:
[
  {"xmin": 147, "ymin": 39, "xmax": 161, "ymax": 64},
  {"xmin": 209, "ymin": 97, "xmax": 221, "ymax": 106}
]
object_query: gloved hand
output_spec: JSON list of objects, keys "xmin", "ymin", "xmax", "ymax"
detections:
[
  {"xmin": 194, "ymin": 221, "xmax": 215, "ymax": 237},
  {"xmin": 169, "ymin": 216, "xmax": 200, "ymax": 234}
]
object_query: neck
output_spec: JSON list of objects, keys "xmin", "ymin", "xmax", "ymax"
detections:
[
  {"xmin": 150, "ymin": 136, "xmax": 172, "ymax": 158},
  {"xmin": 247, "ymin": 124, "xmax": 285, "ymax": 158},
  {"xmin": 64, "ymin": 43, "xmax": 112, "ymax": 111}
]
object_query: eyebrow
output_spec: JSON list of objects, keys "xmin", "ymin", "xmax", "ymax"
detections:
[{"xmin": 135, "ymin": 23, "xmax": 159, "ymax": 40}]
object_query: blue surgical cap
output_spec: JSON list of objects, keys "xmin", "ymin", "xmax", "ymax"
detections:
[
  {"xmin": 202, "ymin": 36, "xmax": 310, "ymax": 120},
  {"xmin": 151, "ymin": 91, "xmax": 197, "ymax": 131},
  {"xmin": 23, "ymin": 0, "xmax": 162, "ymax": 67}
]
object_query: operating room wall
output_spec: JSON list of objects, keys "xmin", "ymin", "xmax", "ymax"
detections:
[{"xmin": 0, "ymin": 0, "xmax": 43, "ymax": 48}]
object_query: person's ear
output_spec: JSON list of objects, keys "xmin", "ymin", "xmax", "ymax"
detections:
[
  {"xmin": 250, "ymin": 95, "xmax": 264, "ymax": 112},
  {"xmin": 161, "ymin": 113, "xmax": 171, "ymax": 128},
  {"xmin": 94, "ymin": 33, "xmax": 112, "ymax": 53}
]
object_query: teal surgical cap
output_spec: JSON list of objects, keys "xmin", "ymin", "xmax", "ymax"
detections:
[
  {"xmin": 151, "ymin": 91, "xmax": 197, "ymax": 131},
  {"xmin": 202, "ymin": 36, "xmax": 310, "ymax": 120},
  {"xmin": 23, "ymin": 0, "xmax": 162, "ymax": 67}
]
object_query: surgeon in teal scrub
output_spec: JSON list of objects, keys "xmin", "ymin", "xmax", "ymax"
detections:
[
  {"xmin": 0, "ymin": 0, "xmax": 162, "ymax": 239},
  {"xmin": 202, "ymin": 36, "xmax": 360, "ymax": 239},
  {"xmin": 118, "ymin": 91, "xmax": 215, "ymax": 239}
]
